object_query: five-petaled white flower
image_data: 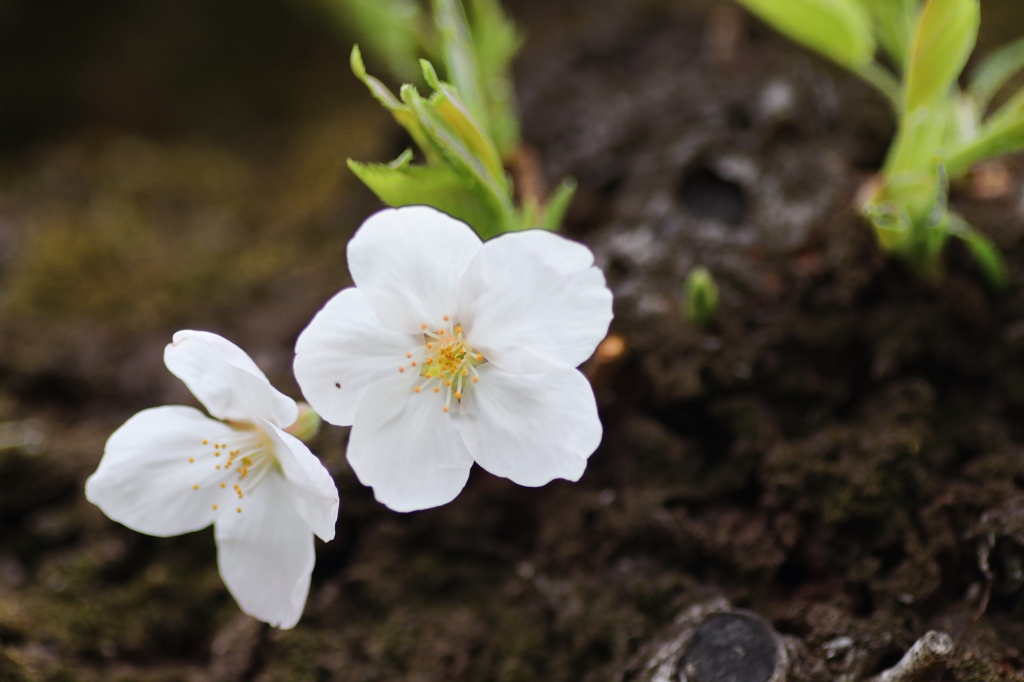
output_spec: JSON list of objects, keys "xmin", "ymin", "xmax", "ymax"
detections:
[
  {"xmin": 85, "ymin": 331, "xmax": 339, "ymax": 629},
  {"xmin": 294, "ymin": 206, "xmax": 613, "ymax": 512}
]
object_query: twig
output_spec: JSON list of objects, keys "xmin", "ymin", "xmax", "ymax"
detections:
[{"xmin": 869, "ymin": 632, "xmax": 954, "ymax": 682}]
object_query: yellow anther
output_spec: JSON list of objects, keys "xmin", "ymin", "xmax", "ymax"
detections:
[
  {"xmin": 475, "ymin": 354, "xmax": 483, "ymax": 361},
  {"xmin": 398, "ymin": 367, "xmax": 405, "ymax": 373},
  {"xmin": 462, "ymin": 369, "xmax": 469, "ymax": 376},
  {"xmin": 472, "ymin": 377, "xmax": 479, "ymax": 383},
  {"xmin": 445, "ymin": 380, "xmax": 452, "ymax": 387},
  {"xmin": 411, "ymin": 361, "xmax": 417, "ymax": 367},
  {"xmin": 215, "ymin": 452, "xmax": 220, "ymax": 457},
  {"xmin": 220, "ymin": 483, "xmax": 226, "ymax": 489},
  {"xmin": 414, "ymin": 386, "xmax": 421, "ymax": 393},
  {"xmin": 433, "ymin": 387, "xmax": 440, "ymax": 393},
  {"xmin": 443, "ymin": 406, "xmax": 449, "ymax": 413},
  {"xmin": 421, "ymin": 323, "xmax": 428, "ymax": 330},
  {"xmin": 216, "ymin": 465, "xmax": 221, "ymax": 470},
  {"xmin": 427, "ymin": 343, "xmax": 434, "ymax": 349},
  {"xmin": 454, "ymin": 392, "xmax": 462, "ymax": 399},
  {"xmin": 407, "ymin": 352, "xmax": 413, "ymax": 358},
  {"xmin": 212, "ymin": 504, "xmax": 218, "ymax": 511},
  {"xmin": 236, "ymin": 508, "xmax": 242, "ymax": 513},
  {"xmin": 188, "ymin": 457, "xmax": 195, "ymax": 463},
  {"xmin": 193, "ymin": 484, "xmax": 199, "ymax": 491},
  {"xmin": 202, "ymin": 439, "xmax": 208, "ymax": 445},
  {"xmin": 443, "ymin": 315, "xmax": 450, "ymax": 321}
]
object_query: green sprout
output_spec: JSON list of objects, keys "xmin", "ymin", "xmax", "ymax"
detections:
[
  {"xmin": 736, "ymin": 0, "xmax": 1020, "ymax": 289},
  {"xmin": 684, "ymin": 266, "xmax": 720, "ymax": 327},
  {"xmin": 342, "ymin": 0, "xmax": 573, "ymax": 238}
]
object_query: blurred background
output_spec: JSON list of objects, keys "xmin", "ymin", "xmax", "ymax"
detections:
[{"xmin": 4, "ymin": 0, "xmax": 1024, "ymax": 680}]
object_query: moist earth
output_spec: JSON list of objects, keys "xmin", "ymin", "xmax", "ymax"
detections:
[{"xmin": 2, "ymin": 0, "xmax": 1024, "ymax": 680}]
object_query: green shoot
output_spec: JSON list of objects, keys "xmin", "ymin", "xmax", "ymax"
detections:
[
  {"xmin": 736, "ymin": 0, "xmax": 1023, "ymax": 289},
  {"xmin": 685, "ymin": 267, "xmax": 720, "ymax": 327},
  {"xmin": 348, "ymin": 45, "xmax": 574, "ymax": 239}
]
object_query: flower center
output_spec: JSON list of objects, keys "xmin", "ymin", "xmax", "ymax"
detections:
[
  {"xmin": 188, "ymin": 424, "xmax": 276, "ymax": 513},
  {"xmin": 398, "ymin": 317, "xmax": 486, "ymax": 412}
]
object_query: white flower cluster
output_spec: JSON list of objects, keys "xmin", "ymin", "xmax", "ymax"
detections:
[{"xmin": 86, "ymin": 206, "xmax": 613, "ymax": 628}]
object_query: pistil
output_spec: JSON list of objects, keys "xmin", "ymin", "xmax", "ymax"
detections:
[{"xmin": 398, "ymin": 318, "xmax": 486, "ymax": 410}]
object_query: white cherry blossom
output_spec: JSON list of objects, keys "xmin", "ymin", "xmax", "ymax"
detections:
[
  {"xmin": 294, "ymin": 206, "xmax": 613, "ymax": 512},
  {"xmin": 85, "ymin": 331, "xmax": 339, "ymax": 629}
]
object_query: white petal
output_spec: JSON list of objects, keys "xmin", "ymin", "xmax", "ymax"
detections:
[
  {"xmin": 347, "ymin": 206, "xmax": 482, "ymax": 334},
  {"xmin": 457, "ymin": 230, "xmax": 613, "ymax": 374},
  {"xmin": 294, "ymin": 288, "xmax": 420, "ymax": 426},
  {"xmin": 85, "ymin": 406, "xmax": 239, "ymax": 537},
  {"xmin": 165, "ymin": 330, "xmax": 298, "ymax": 427},
  {"xmin": 214, "ymin": 470, "xmax": 315, "ymax": 629},
  {"xmin": 260, "ymin": 419, "xmax": 339, "ymax": 542},
  {"xmin": 347, "ymin": 376, "xmax": 473, "ymax": 512},
  {"xmin": 459, "ymin": 365, "xmax": 602, "ymax": 487}
]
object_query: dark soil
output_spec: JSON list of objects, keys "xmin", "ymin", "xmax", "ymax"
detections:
[{"xmin": 3, "ymin": 0, "xmax": 1024, "ymax": 680}]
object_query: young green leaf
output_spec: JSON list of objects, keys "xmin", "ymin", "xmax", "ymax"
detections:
[
  {"xmin": 856, "ymin": 0, "xmax": 917, "ymax": 71},
  {"xmin": 432, "ymin": 0, "xmax": 490, "ymax": 141},
  {"xmin": 348, "ymin": 49, "xmax": 517, "ymax": 237},
  {"xmin": 540, "ymin": 178, "xmax": 578, "ymax": 231},
  {"xmin": 945, "ymin": 90, "xmax": 1024, "ymax": 176},
  {"xmin": 735, "ymin": 0, "xmax": 875, "ymax": 71},
  {"xmin": 684, "ymin": 267, "xmax": 720, "ymax": 327},
  {"xmin": 969, "ymin": 35, "xmax": 1024, "ymax": 113},
  {"xmin": 347, "ymin": 158, "xmax": 507, "ymax": 238},
  {"xmin": 947, "ymin": 212, "xmax": 1008, "ymax": 290},
  {"xmin": 419, "ymin": 60, "xmax": 506, "ymax": 184},
  {"xmin": 351, "ymin": 46, "xmax": 437, "ymax": 162},
  {"xmin": 465, "ymin": 0, "xmax": 523, "ymax": 156},
  {"xmin": 904, "ymin": 0, "xmax": 979, "ymax": 112}
]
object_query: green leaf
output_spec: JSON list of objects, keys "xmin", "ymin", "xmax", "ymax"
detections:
[
  {"xmin": 399, "ymin": 75, "xmax": 513, "ymax": 220},
  {"xmin": 735, "ymin": 0, "xmax": 874, "ymax": 71},
  {"xmin": 540, "ymin": 178, "xmax": 577, "ymax": 231},
  {"xmin": 970, "ymin": 35, "xmax": 1024, "ymax": 113},
  {"xmin": 324, "ymin": 0, "xmax": 424, "ymax": 82},
  {"xmin": 946, "ymin": 89, "xmax": 1024, "ymax": 175},
  {"xmin": 431, "ymin": 0, "xmax": 523, "ymax": 159},
  {"xmin": 904, "ymin": 0, "xmax": 978, "ymax": 112},
  {"xmin": 348, "ymin": 158, "xmax": 506, "ymax": 238},
  {"xmin": 684, "ymin": 267, "xmax": 720, "ymax": 327},
  {"xmin": 947, "ymin": 212, "xmax": 1008, "ymax": 291},
  {"xmin": 856, "ymin": 0, "xmax": 917, "ymax": 71},
  {"xmin": 432, "ymin": 0, "xmax": 490, "ymax": 140},
  {"xmin": 349, "ymin": 50, "xmax": 517, "ymax": 237},
  {"xmin": 350, "ymin": 46, "xmax": 437, "ymax": 163},
  {"xmin": 465, "ymin": 0, "xmax": 523, "ymax": 156},
  {"xmin": 419, "ymin": 60, "xmax": 506, "ymax": 184}
]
